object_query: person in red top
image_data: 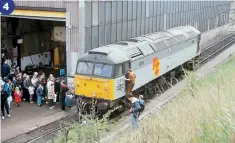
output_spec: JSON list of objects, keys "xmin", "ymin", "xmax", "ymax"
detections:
[
  {"xmin": 14, "ymin": 87, "xmax": 22, "ymax": 107},
  {"xmin": 60, "ymin": 80, "xmax": 69, "ymax": 111}
]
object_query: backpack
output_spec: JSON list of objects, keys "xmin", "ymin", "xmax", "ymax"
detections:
[
  {"xmin": 1, "ymin": 85, "xmax": 8, "ymax": 100},
  {"xmin": 138, "ymin": 100, "xmax": 145, "ymax": 114}
]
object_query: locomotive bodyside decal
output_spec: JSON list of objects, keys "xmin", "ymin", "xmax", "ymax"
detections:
[{"xmin": 152, "ymin": 57, "xmax": 160, "ymax": 76}]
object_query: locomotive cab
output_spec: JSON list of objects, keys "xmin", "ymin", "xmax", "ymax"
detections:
[
  {"xmin": 74, "ymin": 46, "xmax": 130, "ymax": 112},
  {"xmin": 75, "ymin": 61, "xmax": 115, "ymax": 100}
]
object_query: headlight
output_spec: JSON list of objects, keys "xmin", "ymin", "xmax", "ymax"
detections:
[
  {"xmin": 92, "ymin": 93, "xmax": 96, "ymax": 97},
  {"xmin": 104, "ymin": 82, "xmax": 108, "ymax": 87}
]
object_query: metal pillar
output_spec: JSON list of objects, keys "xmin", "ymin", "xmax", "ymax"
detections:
[{"xmin": 66, "ymin": 0, "xmax": 85, "ymax": 79}]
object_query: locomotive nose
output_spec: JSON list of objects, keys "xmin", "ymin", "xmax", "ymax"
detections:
[{"xmin": 74, "ymin": 75, "xmax": 114, "ymax": 100}]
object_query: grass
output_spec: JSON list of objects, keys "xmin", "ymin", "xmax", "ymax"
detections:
[
  {"xmin": 53, "ymin": 55, "xmax": 235, "ymax": 143},
  {"xmin": 114, "ymin": 55, "xmax": 235, "ymax": 143}
]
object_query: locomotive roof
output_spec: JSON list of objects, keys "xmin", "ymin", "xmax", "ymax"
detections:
[{"xmin": 82, "ymin": 26, "xmax": 200, "ymax": 64}]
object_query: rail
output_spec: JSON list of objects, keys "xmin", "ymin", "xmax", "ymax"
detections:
[
  {"xmin": 198, "ymin": 34, "xmax": 235, "ymax": 65},
  {"xmin": 17, "ymin": 33, "xmax": 235, "ymax": 143}
]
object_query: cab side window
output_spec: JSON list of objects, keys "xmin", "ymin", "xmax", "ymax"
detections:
[
  {"xmin": 123, "ymin": 62, "xmax": 130, "ymax": 73},
  {"xmin": 115, "ymin": 64, "xmax": 123, "ymax": 77}
]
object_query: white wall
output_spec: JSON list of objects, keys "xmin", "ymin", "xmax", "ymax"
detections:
[
  {"xmin": 200, "ymin": 23, "xmax": 231, "ymax": 50},
  {"xmin": 21, "ymin": 51, "xmax": 51, "ymax": 71}
]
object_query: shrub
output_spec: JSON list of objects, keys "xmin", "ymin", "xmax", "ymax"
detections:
[{"xmin": 114, "ymin": 56, "xmax": 235, "ymax": 143}]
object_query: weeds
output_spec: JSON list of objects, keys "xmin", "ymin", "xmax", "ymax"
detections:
[
  {"xmin": 52, "ymin": 106, "xmax": 121, "ymax": 143},
  {"xmin": 114, "ymin": 56, "xmax": 235, "ymax": 143},
  {"xmin": 53, "ymin": 55, "xmax": 235, "ymax": 143}
]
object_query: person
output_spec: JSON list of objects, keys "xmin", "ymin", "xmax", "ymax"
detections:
[
  {"xmin": 47, "ymin": 74, "xmax": 55, "ymax": 83},
  {"xmin": 60, "ymin": 80, "xmax": 69, "ymax": 111},
  {"xmin": 28, "ymin": 83, "xmax": 35, "ymax": 104},
  {"xmin": 23, "ymin": 75, "xmax": 30, "ymax": 102},
  {"xmin": 16, "ymin": 72, "xmax": 23, "ymax": 90},
  {"xmin": 31, "ymin": 72, "xmax": 39, "ymax": 102},
  {"xmin": 127, "ymin": 93, "xmax": 141, "ymax": 129},
  {"xmin": 36, "ymin": 83, "xmax": 43, "ymax": 107},
  {"xmin": 39, "ymin": 73, "xmax": 47, "ymax": 101},
  {"xmin": 4, "ymin": 79, "xmax": 13, "ymax": 110},
  {"xmin": 12, "ymin": 77, "xmax": 17, "ymax": 86},
  {"xmin": 9, "ymin": 65, "xmax": 16, "ymax": 80},
  {"xmin": 14, "ymin": 87, "xmax": 22, "ymax": 107},
  {"xmin": 66, "ymin": 89, "xmax": 74, "ymax": 108},
  {"xmin": 22, "ymin": 73, "xmax": 27, "ymax": 81},
  {"xmin": 1, "ymin": 56, "xmax": 6, "ymax": 66},
  {"xmin": 54, "ymin": 78, "xmax": 61, "ymax": 103},
  {"xmin": 138, "ymin": 95, "xmax": 145, "ymax": 115},
  {"xmin": 15, "ymin": 67, "xmax": 20, "ymax": 77},
  {"xmin": 47, "ymin": 78, "xmax": 55, "ymax": 109},
  {"xmin": 2, "ymin": 61, "xmax": 10, "ymax": 78},
  {"xmin": 1, "ymin": 86, "xmax": 10, "ymax": 120},
  {"xmin": 46, "ymin": 74, "xmax": 55, "ymax": 103},
  {"xmin": 0, "ymin": 77, "xmax": 5, "ymax": 88},
  {"xmin": 125, "ymin": 69, "xmax": 136, "ymax": 93}
]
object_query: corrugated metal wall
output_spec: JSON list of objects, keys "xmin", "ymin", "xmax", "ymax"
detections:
[
  {"xmin": 10, "ymin": 1, "xmax": 233, "ymax": 56},
  {"xmin": 84, "ymin": 1, "xmax": 231, "ymax": 52},
  {"xmin": 14, "ymin": 0, "xmax": 65, "ymax": 9},
  {"xmin": 65, "ymin": 1, "xmax": 80, "ymax": 52}
]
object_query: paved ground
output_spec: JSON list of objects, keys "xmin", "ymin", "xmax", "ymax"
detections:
[
  {"xmin": 100, "ymin": 43, "xmax": 235, "ymax": 143},
  {"xmin": 1, "ymin": 100, "xmax": 77, "ymax": 142}
]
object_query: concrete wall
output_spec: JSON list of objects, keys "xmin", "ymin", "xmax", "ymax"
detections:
[
  {"xmin": 200, "ymin": 23, "xmax": 231, "ymax": 50},
  {"xmin": 200, "ymin": 1, "xmax": 235, "ymax": 50}
]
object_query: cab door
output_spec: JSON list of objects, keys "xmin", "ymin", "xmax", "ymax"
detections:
[{"xmin": 114, "ymin": 62, "xmax": 129, "ymax": 99}]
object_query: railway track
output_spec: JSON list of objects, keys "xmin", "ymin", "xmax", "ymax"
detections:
[
  {"xmin": 11, "ymin": 33, "xmax": 235, "ymax": 143},
  {"xmin": 197, "ymin": 33, "xmax": 235, "ymax": 65},
  {"xmin": 106, "ymin": 33, "xmax": 235, "ymax": 125}
]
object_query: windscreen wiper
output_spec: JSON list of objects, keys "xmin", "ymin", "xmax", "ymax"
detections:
[
  {"xmin": 101, "ymin": 64, "xmax": 105, "ymax": 70},
  {"xmin": 85, "ymin": 62, "xmax": 92, "ymax": 76}
]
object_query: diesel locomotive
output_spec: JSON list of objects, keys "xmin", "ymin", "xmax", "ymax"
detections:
[{"xmin": 74, "ymin": 26, "xmax": 201, "ymax": 113}]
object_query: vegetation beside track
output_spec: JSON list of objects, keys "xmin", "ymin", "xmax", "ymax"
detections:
[
  {"xmin": 52, "ymin": 55, "xmax": 235, "ymax": 143},
  {"xmin": 114, "ymin": 55, "xmax": 235, "ymax": 143}
]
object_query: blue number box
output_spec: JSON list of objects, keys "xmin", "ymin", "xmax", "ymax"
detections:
[{"xmin": 0, "ymin": 0, "xmax": 15, "ymax": 15}]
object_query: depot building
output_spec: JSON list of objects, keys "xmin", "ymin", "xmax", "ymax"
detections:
[
  {"xmin": 1, "ymin": 1, "xmax": 232, "ymax": 81},
  {"xmin": 1, "ymin": 1, "xmax": 84, "ymax": 79}
]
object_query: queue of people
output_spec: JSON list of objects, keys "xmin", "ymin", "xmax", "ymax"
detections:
[
  {"xmin": 2, "ymin": 61, "xmax": 145, "ymax": 129},
  {"xmin": 1, "ymin": 61, "xmax": 74, "ymax": 120}
]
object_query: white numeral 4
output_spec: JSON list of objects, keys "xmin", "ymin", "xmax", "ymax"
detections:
[{"xmin": 3, "ymin": 3, "xmax": 9, "ymax": 10}]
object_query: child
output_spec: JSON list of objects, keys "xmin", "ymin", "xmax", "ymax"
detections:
[
  {"xmin": 5, "ymin": 79, "xmax": 13, "ymax": 110},
  {"xmin": 127, "ymin": 93, "xmax": 141, "ymax": 129},
  {"xmin": 14, "ymin": 87, "xmax": 22, "ymax": 107},
  {"xmin": 28, "ymin": 84, "xmax": 35, "ymax": 104},
  {"xmin": 36, "ymin": 83, "xmax": 43, "ymax": 106},
  {"xmin": 139, "ymin": 95, "xmax": 145, "ymax": 106},
  {"xmin": 138, "ymin": 95, "xmax": 145, "ymax": 114}
]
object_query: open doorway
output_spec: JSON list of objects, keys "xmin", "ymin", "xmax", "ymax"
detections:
[{"xmin": 1, "ymin": 17, "xmax": 66, "ymax": 77}]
